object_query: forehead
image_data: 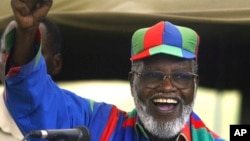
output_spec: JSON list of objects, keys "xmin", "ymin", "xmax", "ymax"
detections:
[
  {"xmin": 142, "ymin": 54, "xmax": 192, "ymax": 70},
  {"xmin": 144, "ymin": 54, "xmax": 189, "ymax": 63}
]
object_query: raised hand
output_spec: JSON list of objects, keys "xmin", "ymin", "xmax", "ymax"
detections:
[
  {"xmin": 9, "ymin": 0, "xmax": 53, "ymax": 66},
  {"xmin": 11, "ymin": 0, "xmax": 53, "ymax": 31}
]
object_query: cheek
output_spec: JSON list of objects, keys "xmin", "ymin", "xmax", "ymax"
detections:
[
  {"xmin": 43, "ymin": 55, "xmax": 53, "ymax": 66},
  {"xmin": 181, "ymin": 88, "xmax": 195, "ymax": 105},
  {"xmin": 133, "ymin": 80, "xmax": 151, "ymax": 102},
  {"xmin": 42, "ymin": 55, "xmax": 54, "ymax": 73}
]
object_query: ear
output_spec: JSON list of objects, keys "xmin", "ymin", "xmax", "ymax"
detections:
[
  {"xmin": 51, "ymin": 53, "xmax": 62, "ymax": 76},
  {"xmin": 196, "ymin": 75, "xmax": 199, "ymax": 86},
  {"xmin": 194, "ymin": 75, "xmax": 199, "ymax": 89},
  {"xmin": 128, "ymin": 72, "xmax": 135, "ymax": 97}
]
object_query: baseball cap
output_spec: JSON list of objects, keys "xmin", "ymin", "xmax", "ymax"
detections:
[{"xmin": 130, "ymin": 21, "xmax": 199, "ymax": 61}]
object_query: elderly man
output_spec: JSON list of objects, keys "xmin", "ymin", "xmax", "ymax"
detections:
[{"xmin": 4, "ymin": 0, "xmax": 225, "ymax": 141}]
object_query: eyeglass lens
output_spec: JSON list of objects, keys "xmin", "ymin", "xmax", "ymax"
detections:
[{"xmin": 141, "ymin": 71, "xmax": 196, "ymax": 89}]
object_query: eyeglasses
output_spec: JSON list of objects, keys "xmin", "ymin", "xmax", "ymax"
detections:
[{"xmin": 132, "ymin": 71, "xmax": 198, "ymax": 89}]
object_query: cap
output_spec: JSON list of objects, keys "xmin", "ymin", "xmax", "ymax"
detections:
[{"xmin": 130, "ymin": 21, "xmax": 199, "ymax": 61}]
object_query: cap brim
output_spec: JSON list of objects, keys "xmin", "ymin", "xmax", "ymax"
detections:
[{"xmin": 130, "ymin": 45, "xmax": 195, "ymax": 61}]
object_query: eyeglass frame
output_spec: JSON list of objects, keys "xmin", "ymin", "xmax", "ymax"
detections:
[{"xmin": 130, "ymin": 71, "xmax": 198, "ymax": 89}]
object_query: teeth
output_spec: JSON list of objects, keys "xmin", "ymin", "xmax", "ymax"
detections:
[{"xmin": 153, "ymin": 98, "xmax": 177, "ymax": 104}]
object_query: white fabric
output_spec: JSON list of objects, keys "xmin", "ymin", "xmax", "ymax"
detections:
[{"xmin": 0, "ymin": 88, "xmax": 23, "ymax": 140}]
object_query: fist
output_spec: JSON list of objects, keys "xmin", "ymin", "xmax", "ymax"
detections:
[{"xmin": 11, "ymin": 0, "xmax": 53, "ymax": 30}]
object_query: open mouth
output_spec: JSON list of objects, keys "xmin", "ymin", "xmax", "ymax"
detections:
[{"xmin": 152, "ymin": 98, "xmax": 179, "ymax": 112}]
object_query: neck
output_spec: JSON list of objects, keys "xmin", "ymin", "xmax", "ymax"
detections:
[
  {"xmin": 149, "ymin": 137, "xmax": 177, "ymax": 141},
  {"xmin": 147, "ymin": 131, "xmax": 178, "ymax": 141}
]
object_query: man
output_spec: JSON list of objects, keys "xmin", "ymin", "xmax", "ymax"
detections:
[
  {"xmin": 0, "ymin": 18, "xmax": 62, "ymax": 140},
  {"xmin": 4, "ymin": 0, "xmax": 225, "ymax": 141}
]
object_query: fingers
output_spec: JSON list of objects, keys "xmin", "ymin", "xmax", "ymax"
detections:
[
  {"xmin": 11, "ymin": 0, "xmax": 52, "ymax": 15},
  {"xmin": 11, "ymin": 0, "xmax": 52, "ymax": 29},
  {"xmin": 17, "ymin": 0, "xmax": 42, "ymax": 10},
  {"xmin": 11, "ymin": 0, "xmax": 30, "ymax": 16},
  {"xmin": 32, "ymin": 0, "xmax": 53, "ymax": 23},
  {"xmin": 33, "ymin": 5, "xmax": 52, "ymax": 22}
]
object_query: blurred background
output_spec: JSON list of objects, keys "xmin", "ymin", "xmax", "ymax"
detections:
[{"xmin": 1, "ymin": 0, "xmax": 250, "ymax": 140}]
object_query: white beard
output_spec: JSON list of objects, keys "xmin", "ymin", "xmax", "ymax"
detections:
[{"xmin": 132, "ymin": 87, "xmax": 195, "ymax": 139}]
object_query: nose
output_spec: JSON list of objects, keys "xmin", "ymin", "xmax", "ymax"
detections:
[{"xmin": 160, "ymin": 77, "xmax": 176, "ymax": 90}]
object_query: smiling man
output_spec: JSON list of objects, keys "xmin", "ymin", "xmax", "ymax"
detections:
[
  {"xmin": 129, "ymin": 21, "xmax": 201, "ymax": 140},
  {"xmin": 4, "ymin": 0, "xmax": 225, "ymax": 141}
]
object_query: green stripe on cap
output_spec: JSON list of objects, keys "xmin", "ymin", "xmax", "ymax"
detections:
[
  {"xmin": 131, "ymin": 28, "xmax": 148, "ymax": 55},
  {"xmin": 149, "ymin": 45, "xmax": 183, "ymax": 57},
  {"xmin": 177, "ymin": 26, "xmax": 198, "ymax": 54}
]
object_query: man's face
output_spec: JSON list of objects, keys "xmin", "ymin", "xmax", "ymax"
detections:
[
  {"xmin": 39, "ymin": 23, "xmax": 54, "ymax": 75},
  {"xmin": 39, "ymin": 23, "xmax": 61, "ymax": 76},
  {"xmin": 0, "ymin": 23, "xmax": 61, "ymax": 82},
  {"xmin": 130, "ymin": 55, "xmax": 198, "ymax": 139}
]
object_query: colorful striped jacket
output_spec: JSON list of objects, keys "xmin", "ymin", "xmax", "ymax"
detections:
[{"xmin": 4, "ymin": 29, "xmax": 225, "ymax": 141}]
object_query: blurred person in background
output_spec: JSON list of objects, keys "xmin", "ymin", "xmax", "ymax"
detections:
[{"xmin": 0, "ymin": 18, "xmax": 63, "ymax": 140}]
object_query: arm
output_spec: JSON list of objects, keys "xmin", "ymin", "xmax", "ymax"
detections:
[
  {"xmin": 10, "ymin": 0, "xmax": 52, "ymax": 65},
  {"xmin": 5, "ymin": 1, "xmax": 116, "ymax": 139}
]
